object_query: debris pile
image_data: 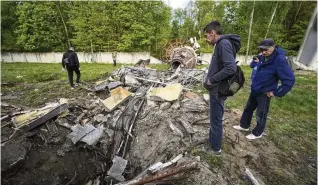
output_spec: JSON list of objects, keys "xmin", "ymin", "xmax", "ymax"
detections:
[{"xmin": 1, "ymin": 65, "xmax": 259, "ymax": 185}]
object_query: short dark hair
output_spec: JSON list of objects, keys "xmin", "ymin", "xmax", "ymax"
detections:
[{"xmin": 203, "ymin": 21, "xmax": 222, "ymax": 35}]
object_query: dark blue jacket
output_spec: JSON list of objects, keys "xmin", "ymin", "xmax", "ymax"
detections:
[
  {"xmin": 250, "ymin": 60, "xmax": 258, "ymax": 80},
  {"xmin": 251, "ymin": 46, "xmax": 295, "ymax": 97},
  {"xmin": 203, "ymin": 34, "xmax": 239, "ymax": 94}
]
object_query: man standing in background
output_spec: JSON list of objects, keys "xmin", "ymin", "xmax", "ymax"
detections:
[
  {"xmin": 62, "ymin": 47, "xmax": 81, "ymax": 89},
  {"xmin": 112, "ymin": 52, "xmax": 117, "ymax": 66}
]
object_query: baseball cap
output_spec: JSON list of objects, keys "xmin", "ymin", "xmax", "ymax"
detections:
[
  {"xmin": 69, "ymin": 47, "xmax": 74, "ymax": 51},
  {"xmin": 258, "ymin": 39, "xmax": 275, "ymax": 49}
]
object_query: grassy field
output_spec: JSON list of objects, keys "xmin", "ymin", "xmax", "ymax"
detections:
[{"xmin": 1, "ymin": 62, "xmax": 317, "ymax": 183}]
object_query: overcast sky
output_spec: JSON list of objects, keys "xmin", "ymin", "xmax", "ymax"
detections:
[{"xmin": 163, "ymin": 0, "xmax": 191, "ymax": 9}]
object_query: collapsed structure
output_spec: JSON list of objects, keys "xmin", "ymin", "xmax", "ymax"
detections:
[{"xmin": 2, "ymin": 64, "xmax": 218, "ymax": 184}]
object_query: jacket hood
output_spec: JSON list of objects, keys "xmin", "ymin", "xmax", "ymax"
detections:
[
  {"xmin": 276, "ymin": 46, "xmax": 286, "ymax": 56},
  {"xmin": 217, "ymin": 34, "xmax": 241, "ymax": 53}
]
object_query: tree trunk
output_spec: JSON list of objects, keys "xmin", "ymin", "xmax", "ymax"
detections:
[
  {"xmin": 56, "ymin": 2, "xmax": 71, "ymax": 48},
  {"xmin": 245, "ymin": 1, "xmax": 255, "ymax": 64},
  {"xmin": 265, "ymin": 2, "xmax": 278, "ymax": 38}
]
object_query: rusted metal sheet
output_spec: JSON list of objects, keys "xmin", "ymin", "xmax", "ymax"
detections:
[{"xmin": 170, "ymin": 46, "xmax": 197, "ymax": 69}]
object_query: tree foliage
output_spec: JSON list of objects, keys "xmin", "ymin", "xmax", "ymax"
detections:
[{"xmin": 1, "ymin": 1, "xmax": 316, "ymax": 57}]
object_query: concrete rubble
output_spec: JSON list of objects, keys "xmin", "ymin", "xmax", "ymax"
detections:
[{"xmin": 2, "ymin": 64, "xmax": 230, "ymax": 185}]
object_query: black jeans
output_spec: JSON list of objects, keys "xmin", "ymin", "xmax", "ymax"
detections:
[
  {"xmin": 240, "ymin": 93, "xmax": 271, "ymax": 136},
  {"xmin": 113, "ymin": 60, "xmax": 116, "ymax": 66},
  {"xmin": 66, "ymin": 65, "xmax": 80, "ymax": 87},
  {"xmin": 209, "ymin": 93, "xmax": 227, "ymax": 151}
]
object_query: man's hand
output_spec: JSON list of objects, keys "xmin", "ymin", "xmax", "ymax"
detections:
[
  {"xmin": 252, "ymin": 56, "xmax": 259, "ymax": 62},
  {"xmin": 266, "ymin": 91, "xmax": 274, "ymax": 98},
  {"xmin": 62, "ymin": 67, "xmax": 65, "ymax": 71}
]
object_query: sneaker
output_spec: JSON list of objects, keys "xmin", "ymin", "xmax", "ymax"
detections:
[
  {"xmin": 75, "ymin": 83, "xmax": 79, "ymax": 87},
  {"xmin": 233, "ymin": 125, "xmax": 249, "ymax": 132},
  {"xmin": 71, "ymin": 87, "xmax": 75, "ymax": 90},
  {"xmin": 246, "ymin": 133, "xmax": 262, "ymax": 140},
  {"xmin": 205, "ymin": 148, "xmax": 222, "ymax": 156}
]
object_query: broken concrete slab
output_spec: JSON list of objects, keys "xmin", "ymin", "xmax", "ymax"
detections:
[
  {"xmin": 99, "ymin": 87, "xmax": 132, "ymax": 112},
  {"xmin": 107, "ymin": 156, "xmax": 128, "ymax": 182},
  {"xmin": 67, "ymin": 124, "xmax": 95, "ymax": 144},
  {"xmin": 67, "ymin": 124, "xmax": 104, "ymax": 145},
  {"xmin": 12, "ymin": 103, "xmax": 68, "ymax": 132},
  {"xmin": 148, "ymin": 83, "xmax": 182, "ymax": 102}
]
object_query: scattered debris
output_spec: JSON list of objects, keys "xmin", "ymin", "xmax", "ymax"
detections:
[
  {"xmin": 116, "ymin": 162, "xmax": 199, "ymax": 185},
  {"xmin": 99, "ymin": 87, "xmax": 132, "ymax": 112},
  {"xmin": 159, "ymin": 102, "xmax": 171, "ymax": 110},
  {"xmin": 134, "ymin": 59, "xmax": 150, "ymax": 67},
  {"xmin": 184, "ymin": 91, "xmax": 199, "ymax": 99},
  {"xmin": 148, "ymin": 154, "xmax": 183, "ymax": 174},
  {"xmin": 168, "ymin": 119, "xmax": 184, "ymax": 138},
  {"xmin": 107, "ymin": 156, "xmax": 128, "ymax": 182},
  {"xmin": 12, "ymin": 103, "xmax": 68, "ymax": 132},
  {"xmin": 67, "ymin": 124, "xmax": 103, "ymax": 145},
  {"xmin": 149, "ymin": 83, "xmax": 182, "ymax": 102},
  {"xmin": 3, "ymin": 64, "xmax": 262, "ymax": 185}
]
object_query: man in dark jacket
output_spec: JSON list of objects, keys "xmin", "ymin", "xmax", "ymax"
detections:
[
  {"xmin": 62, "ymin": 47, "xmax": 81, "ymax": 89},
  {"xmin": 233, "ymin": 39, "xmax": 295, "ymax": 140},
  {"xmin": 202, "ymin": 21, "xmax": 240, "ymax": 155}
]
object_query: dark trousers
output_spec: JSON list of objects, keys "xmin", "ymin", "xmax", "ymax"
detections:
[
  {"xmin": 240, "ymin": 93, "xmax": 271, "ymax": 136},
  {"xmin": 113, "ymin": 60, "xmax": 116, "ymax": 66},
  {"xmin": 209, "ymin": 93, "xmax": 227, "ymax": 151},
  {"xmin": 66, "ymin": 65, "xmax": 80, "ymax": 87}
]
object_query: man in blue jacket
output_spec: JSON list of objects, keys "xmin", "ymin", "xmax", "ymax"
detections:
[
  {"xmin": 233, "ymin": 39, "xmax": 295, "ymax": 140},
  {"xmin": 202, "ymin": 21, "xmax": 240, "ymax": 155}
]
